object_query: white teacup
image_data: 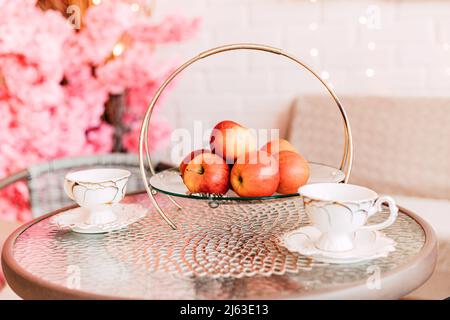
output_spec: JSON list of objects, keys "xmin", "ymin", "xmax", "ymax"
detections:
[
  {"xmin": 298, "ymin": 183, "xmax": 398, "ymax": 252},
  {"xmin": 64, "ymin": 168, "xmax": 131, "ymax": 225}
]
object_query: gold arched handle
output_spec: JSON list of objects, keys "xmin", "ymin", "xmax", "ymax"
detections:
[{"xmin": 139, "ymin": 43, "xmax": 354, "ymax": 229}]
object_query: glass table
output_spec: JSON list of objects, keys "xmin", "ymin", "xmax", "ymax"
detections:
[{"xmin": 1, "ymin": 192, "xmax": 437, "ymax": 299}]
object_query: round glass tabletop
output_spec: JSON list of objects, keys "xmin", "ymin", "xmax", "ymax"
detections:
[
  {"xmin": 149, "ymin": 162, "xmax": 345, "ymax": 201},
  {"xmin": 2, "ymin": 193, "xmax": 437, "ymax": 299}
]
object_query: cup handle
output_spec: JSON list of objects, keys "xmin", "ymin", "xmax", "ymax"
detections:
[
  {"xmin": 361, "ymin": 196, "xmax": 398, "ymax": 231},
  {"xmin": 64, "ymin": 180, "xmax": 75, "ymax": 201}
]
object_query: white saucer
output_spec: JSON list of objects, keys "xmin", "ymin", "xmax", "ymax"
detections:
[
  {"xmin": 281, "ymin": 226, "xmax": 396, "ymax": 264},
  {"xmin": 52, "ymin": 203, "xmax": 146, "ymax": 234}
]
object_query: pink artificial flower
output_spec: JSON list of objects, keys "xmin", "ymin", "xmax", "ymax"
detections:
[
  {"xmin": 72, "ymin": 1, "xmax": 138, "ymax": 65},
  {"xmin": 123, "ymin": 116, "xmax": 171, "ymax": 154},
  {"xmin": 124, "ymin": 70, "xmax": 178, "ymax": 125},
  {"xmin": 129, "ymin": 15, "xmax": 201, "ymax": 44},
  {"xmin": 85, "ymin": 123, "xmax": 115, "ymax": 154},
  {"xmin": 0, "ymin": 0, "xmax": 72, "ymax": 82},
  {"xmin": 0, "ymin": 183, "xmax": 31, "ymax": 222},
  {"xmin": 0, "ymin": 55, "xmax": 65, "ymax": 108},
  {"xmin": 125, "ymin": 82, "xmax": 163, "ymax": 122},
  {"xmin": 0, "ymin": 0, "xmax": 199, "ymax": 222},
  {"xmin": 96, "ymin": 42, "xmax": 176, "ymax": 94},
  {"xmin": 63, "ymin": 77, "xmax": 110, "ymax": 128}
]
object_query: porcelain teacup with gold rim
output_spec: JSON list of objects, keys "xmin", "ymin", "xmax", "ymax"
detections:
[
  {"xmin": 298, "ymin": 183, "xmax": 398, "ymax": 252},
  {"xmin": 64, "ymin": 168, "xmax": 131, "ymax": 225}
]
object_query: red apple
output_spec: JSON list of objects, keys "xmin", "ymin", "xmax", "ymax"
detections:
[
  {"xmin": 183, "ymin": 153, "xmax": 230, "ymax": 194},
  {"xmin": 261, "ymin": 139, "xmax": 298, "ymax": 155},
  {"xmin": 179, "ymin": 149, "xmax": 209, "ymax": 177},
  {"xmin": 230, "ymin": 151, "xmax": 280, "ymax": 197},
  {"xmin": 210, "ymin": 120, "xmax": 257, "ymax": 163},
  {"xmin": 276, "ymin": 151, "xmax": 310, "ymax": 194}
]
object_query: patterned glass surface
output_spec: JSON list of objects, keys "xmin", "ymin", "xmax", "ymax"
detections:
[{"xmin": 12, "ymin": 193, "xmax": 425, "ymax": 299}]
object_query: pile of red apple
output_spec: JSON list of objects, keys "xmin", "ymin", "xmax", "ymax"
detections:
[{"xmin": 179, "ymin": 120, "xmax": 310, "ymax": 197}]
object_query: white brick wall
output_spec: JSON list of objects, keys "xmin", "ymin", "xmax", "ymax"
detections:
[{"xmin": 151, "ymin": 0, "xmax": 450, "ymax": 162}]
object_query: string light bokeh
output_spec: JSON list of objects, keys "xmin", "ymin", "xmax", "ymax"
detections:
[{"xmin": 306, "ymin": 1, "xmax": 385, "ymax": 86}]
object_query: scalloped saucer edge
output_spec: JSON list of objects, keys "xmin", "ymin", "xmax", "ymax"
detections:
[
  {"xmin": 51, "ymin": 203, "xmax": 146, "ymax": 234},
  {"xmin": 281, "ymin": 226, "xmax": 396, "ymax": 264}
]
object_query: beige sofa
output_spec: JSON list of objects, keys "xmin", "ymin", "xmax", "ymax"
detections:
[{"xmin": 288, "ymin": 95, "xmax": 450, "ymax": 299}]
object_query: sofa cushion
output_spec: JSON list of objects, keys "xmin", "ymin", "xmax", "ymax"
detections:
[{"xmin": 288, "ymin": 95, "xmax": 450, "ymax": 199}]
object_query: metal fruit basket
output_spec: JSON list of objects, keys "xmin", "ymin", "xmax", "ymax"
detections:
[{"xmin": 138, "ymin": 43, "xmax": 353, "ymax": 229}]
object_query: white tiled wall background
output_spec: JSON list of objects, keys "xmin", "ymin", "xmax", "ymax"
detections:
[{"xmin": 153, "ymin": 0, "xmax": 450, "ymax": 161}]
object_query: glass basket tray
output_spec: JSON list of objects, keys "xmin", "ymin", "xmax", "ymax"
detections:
[
  {"xmin": 138, "ymin": 44, "xmax": 354, "ymax": 228},
  {"xmin": 149, "ymin": 163, "xmax": 345, "ymax": 201}
]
